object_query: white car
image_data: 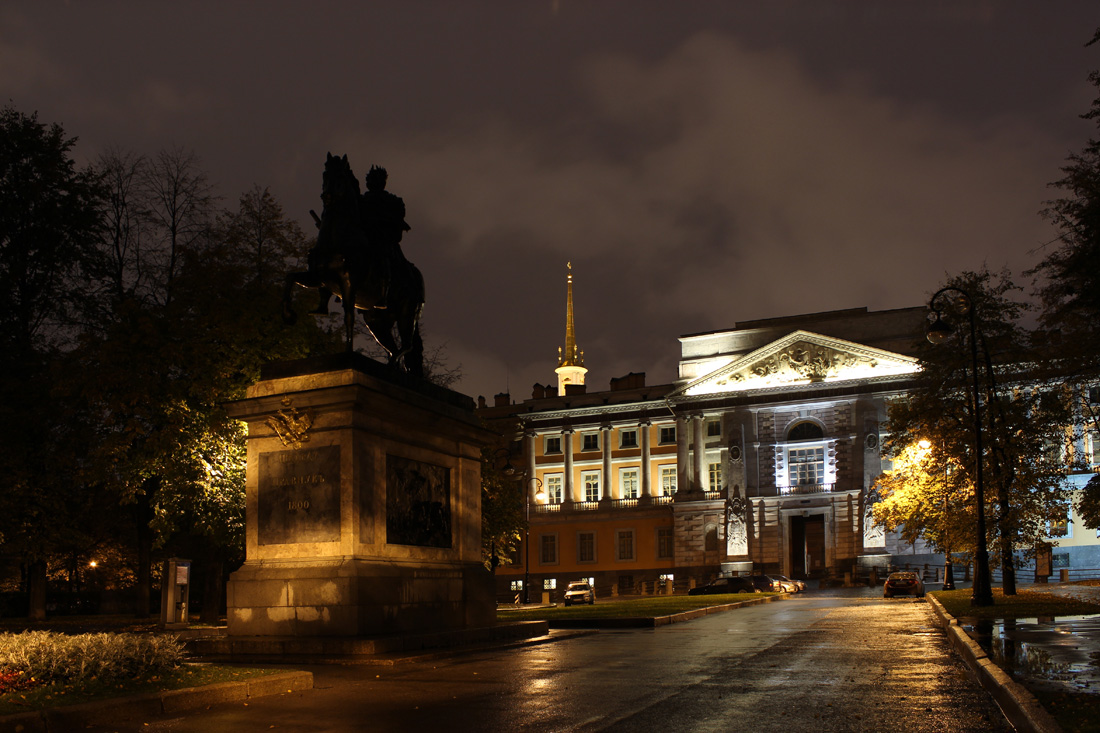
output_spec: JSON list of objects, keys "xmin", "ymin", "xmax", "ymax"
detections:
[{"xmin": 563, "ymin": 581, "xmax": 595, "ymax": 606}]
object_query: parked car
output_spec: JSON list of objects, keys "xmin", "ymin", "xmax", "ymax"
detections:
[
  {"xmin": 883, "ymin": 571, "xmax": 925, "ymax": 598},
  {"xmin": 770, "ymin": 574, "xmax": 805, "ymax": 592},
  {"xmin": 688, "ymin": 576, "xmax": 760, "ymax": 595},
  {"xmin": 748, "ymin": 574, "xmax": 780, "ymax": 592},
  {"xmin": 563, "ymin": 581, "xmax": 595, "ymax": 606}
]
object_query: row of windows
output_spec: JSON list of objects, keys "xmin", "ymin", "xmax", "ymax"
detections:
[
  {"xmin": 544, "ymin": 425, "xmax": 682, "ymax": 455},
  {"xmin": 543, "ymin": 466, "xmax": 681, "ymax": 502},
  {"xmin": 538, "ymin": 527, "xmax": 675, "ymax": 564},
  {"xmin": 509, "ymin": 574, "xmax": 677, "ymax": 592}
]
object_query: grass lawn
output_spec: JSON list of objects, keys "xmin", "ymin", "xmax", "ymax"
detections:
[
  {"xmin": 931, "ymin": 587, "xmax": 1100, "ymax": 620},
  {"xmin": 0, "ymin": 663, "xmax": 281, "ymax": 716},
  {"xmin": 497, "ymin": 593, "xmax": 777, "ymax": 621}
]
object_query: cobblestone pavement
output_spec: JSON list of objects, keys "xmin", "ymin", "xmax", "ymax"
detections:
[{"xmin": 77, "ymin": 591, "xmax": 1013, "ymax": 733}]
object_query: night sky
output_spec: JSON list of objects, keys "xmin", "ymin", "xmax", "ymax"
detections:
[{"xmin": 4, "ymin": 3, "xmax": 1097, "ymax": 401}]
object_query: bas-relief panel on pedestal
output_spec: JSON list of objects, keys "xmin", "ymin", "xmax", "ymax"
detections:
[
  {"xmin": 386, "ymin": 454, "xmax": 452, "ymax": 548},
  {"xmin": 258, "ymin": 445, "xmax": 341, "ymax": 545}
]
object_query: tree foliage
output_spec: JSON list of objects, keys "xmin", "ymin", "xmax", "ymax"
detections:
[
  {"xmin": 874, "ymin": 269, "xmax": 1072, "ymax": 595},
  {"xmin": 0, "ymin": 106, "xmax": 107, "ymax": 617}
]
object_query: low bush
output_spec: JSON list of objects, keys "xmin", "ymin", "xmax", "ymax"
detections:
[{"xmin": 0, "ymin": 631, "xmax": 184, "ymax": 685}]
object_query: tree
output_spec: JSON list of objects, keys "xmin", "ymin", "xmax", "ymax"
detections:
[
  {"xmin": 480, "ymin": 443, "xmax": 526, "ymax": 571},
  {"xmin": 1031, "ymin": 29, "xmax": 1100, "ymax": 533},
  {"xmin": 874, "ymin": 270, "xmax": 1071, "ymax": 597},
  {"xmin": 0, "ymin": 106, "xmax": 107, "ymax": 619},
  {"xmin": 76, "ymin": 167, "xmax": 340, "ymax": 621}
]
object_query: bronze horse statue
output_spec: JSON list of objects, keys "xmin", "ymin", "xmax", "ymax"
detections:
[{"xmin": 282, "ymin": 154, "xmax": 425, "ymax": 376}]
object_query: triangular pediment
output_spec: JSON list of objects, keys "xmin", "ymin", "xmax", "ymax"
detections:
[{"xmin": 673, "ymin": 330, "xmax": 919, "ymax": 397}]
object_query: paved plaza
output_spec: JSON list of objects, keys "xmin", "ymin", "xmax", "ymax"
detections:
[{"xmin": 85, "ymin": 590, "xmax": 1011, "ymax": 732}]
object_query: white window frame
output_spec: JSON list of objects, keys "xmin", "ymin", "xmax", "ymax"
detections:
[
  {"xmin": 582, "ymin": 432, "xmax": 600, "ymax": 452},
  {"xmin": 786, "ymin": 442, "xmax": 828, "ymax": 487},
  {"xmin": 545, "ymin": 473, "xmax": 563, "ymax": 504},
  {"xmin": 707, "ymin": 461, "xmax": 722, "ymax": 491},
  {"xmin": 544, "ymin": 435, "xmax": 562, "ymax": 455},
  {"xmin": 581, "ymin": 470, "xmax": 601, "ymax": 502},
  {"xmin": 659, "ymin": 425, "xmax": 676, "ymax": 444},
  {"xmin": 660, "ymin": 465, "xmax": 677, "ymax": 495},
  {"xmin": 619, "ymin": 429, "xmax": 638, "ymax": 449},
  {"xmin": 620, "ymin": 467, "xmax": 639, "ymax": 499}
]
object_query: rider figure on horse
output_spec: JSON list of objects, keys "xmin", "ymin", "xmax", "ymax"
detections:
[
  {"xmin": 307, "ymin": 163, "xmax": 410, "ymax": 314},
  {"xmin": 361, "ymin": 165, "xmax": 410, "ymax": 310}
]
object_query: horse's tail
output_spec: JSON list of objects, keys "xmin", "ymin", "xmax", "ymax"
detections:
[{"xmin": 405, "ymin": 318, "xmax": 424, "ymax": 378}]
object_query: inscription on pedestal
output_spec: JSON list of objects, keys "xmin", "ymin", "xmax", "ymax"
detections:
[
  {"xmin": 258, "ymin": 445, "xmax": 341, "ymax": 545},
  {"xmin": 386, "ymin": 455, "xmax": 451, "ymax": 548}
]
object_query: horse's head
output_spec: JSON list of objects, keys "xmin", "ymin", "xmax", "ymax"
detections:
[{"xmin": 323, "ymin": 153, "xmax": 361, "ymax": 205}]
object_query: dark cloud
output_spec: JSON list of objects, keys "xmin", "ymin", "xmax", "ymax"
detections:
[{"xmin": 3, "ymin": 2, "xmax": 1096, "ymax": 401}]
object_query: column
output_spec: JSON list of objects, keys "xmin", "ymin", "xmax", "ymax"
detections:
[
  {"xmin": 676, "ymin": 416, "xmax": 690, "ymax": 498},
  {"xmin": 525, "ymin": 430, "xmax": 538, "ymax": 502},
  {"xmin": 601, "ymin": 424, "xmax": 613, "ymax": 501},
  {"xmin": 693, "ymin": 414, "xmax": 706, "ymax": 492},
  {"xmin": 640, "ymin": 420, "xmax": 653, "ymax": 498},
  {"xmin": 563, "ymin": 428, "xmax": 575, "ymax": 506}
]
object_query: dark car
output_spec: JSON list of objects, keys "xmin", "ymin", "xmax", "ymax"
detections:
[
  {"xmin": 688, "ymin": 576, "xmax": 759, "ymax": 595},
  {"xmin": 883, "ymin": 571, "xmax": 925, "ymax": 598},
  {"xmin": 563, "ymin": 581, "xmax": 595, "ymax": 606},
  {"xmin": 748, "ymin": 574, "xmax": 780, "ymax": 592}
]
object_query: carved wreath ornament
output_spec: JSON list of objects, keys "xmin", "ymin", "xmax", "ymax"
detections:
[{"xmin": 265, "ymin": 396, "xmax": 315, "ymax": 449}]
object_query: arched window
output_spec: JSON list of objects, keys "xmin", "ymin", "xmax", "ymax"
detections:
[{"xmin": 787, "ymin": 421, "xmax": 823, "ymax": 442}]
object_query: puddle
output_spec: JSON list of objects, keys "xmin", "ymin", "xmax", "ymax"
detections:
[{"xmin": 961, "ymin": 615, "xmax": 1100, "ymax": 694}]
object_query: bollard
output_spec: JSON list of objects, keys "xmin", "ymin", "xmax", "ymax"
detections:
[
  {"xmin": 542, "ymin": 590, "xmax": 551, "ymax": 606},
  {"xmin": 1060, "ymin": 568, "xmax": 1070, "ymax": 582}
]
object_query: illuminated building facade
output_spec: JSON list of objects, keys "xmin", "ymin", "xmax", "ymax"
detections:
[
  {"xmin": 480, "ymin": 268, "xmax": 1100, "ymax": 598},
  {"xmin": 479, "ymin": 265, "xmax": 935, "ymax": 597}
]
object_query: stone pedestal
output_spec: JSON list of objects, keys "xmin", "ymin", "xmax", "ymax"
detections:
[{"xmin": 224, "ymin": 354, "xmax": 495, "ymax": 637}]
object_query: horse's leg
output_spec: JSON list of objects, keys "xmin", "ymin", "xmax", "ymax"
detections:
[
  {"xmin": 283, "ymin": 272, "xmax": 310, "ymax": 324},
  {"xmin": 342, "ymin": 282, "xmax": 357, "ymax": 353},
  {"xmin": 361, "ymin": 311, "xmax": 401, "ymax": 364}
]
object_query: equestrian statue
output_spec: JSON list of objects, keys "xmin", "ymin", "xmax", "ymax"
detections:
[{"xmin": 283, "ymin": 153, "xmax": 425, "ymax": 377}]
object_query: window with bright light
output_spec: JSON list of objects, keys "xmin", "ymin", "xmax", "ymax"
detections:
[
  {"xmin": 510, "ymin": 580, "xmax": 523, "ymax": 591},
  {"xmin": 546, "ymin": 474, "xmax": 563, "ymax": 504},
  {"xmin": 620, "ymin": 468, "xmax": 639, "ymax": 499},
  {"xmin": 660, "ymin": 466, "xmax": 677, "ymax": 495},
  {"xmin": 582, "ymin": 471, "xmax": 601, "ymax": 502},
  {"xmin": 543, "ymin": 578, "xmax": 557, "ymax": 590},
  {"xmin": 789, "ymin": 446, "xmax": 825, "ymax": 486},
  {"xmin": 708, "ymin": 461, "xmax": 722, "ymax": 491}
]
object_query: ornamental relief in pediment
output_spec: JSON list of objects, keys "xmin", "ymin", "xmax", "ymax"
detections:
[{"xmin": 715, "ymin": 343, "xmax": 876, "ymax": 387}]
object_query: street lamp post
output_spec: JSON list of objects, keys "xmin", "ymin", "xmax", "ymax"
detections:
[
  {"xmin": 926, "ymin": 286, "xmax": 992, "ymax": 606},
  {"xmin": 505, "ymin": 462, "xmax": 545, "ymax": 605}
]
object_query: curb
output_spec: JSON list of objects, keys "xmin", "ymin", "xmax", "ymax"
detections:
[
  {"xmin": 925, "ymin": 594, "xmax": 1061, "ymax": 733},
  {"xmin": 546, "ymin": 592, "xmax": 790, "ymax": 629},
  {"xmin": 0, "ymin": 670, "xmax": 313, "ymax": 733}
]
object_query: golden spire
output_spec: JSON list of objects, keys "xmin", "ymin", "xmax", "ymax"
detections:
[{"xmin": 558, "ymin": 262, "xmax": 584, "ymax": 368}]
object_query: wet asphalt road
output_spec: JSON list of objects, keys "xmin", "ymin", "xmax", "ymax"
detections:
[{"xmin": 103, "ymin": 590, "xmax": 1011, "ymax": 732}]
